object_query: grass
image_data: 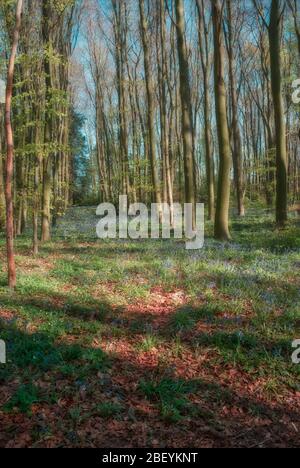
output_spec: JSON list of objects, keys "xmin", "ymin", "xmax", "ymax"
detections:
[
  {"xmin": 4, "ymin": 383, "xmax": 41, "ymax": 414},
  {"xmin": 0, "ymin": 211, "xmax": 299, "ymax": 447},
  {"xmin": 95, "ymin": 402, "xmax": 124, "ymax": 419},
  {"xmin": 136, "ymin": 335, "xmax": 161, "ymax": 352},
  {"xmin": 139, "ymin": 378, "xmax": 200, "ymax": 422}
]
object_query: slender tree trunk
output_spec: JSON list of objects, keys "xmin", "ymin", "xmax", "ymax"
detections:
[
  {"xmin": 175, "ymin": 0, "xmax": 196, "ymax": 218},
  {"xmin": 5, "ymin": 0, "xmax": 23, "ymax": 289},
  {"xmin": 226, "ymin": 0, "xmax": 245, "ymax": 216},
  {"xmin": 41, "ymin": 0, "xmax": 52, "ymax": 241},
  {"xmin": 33, "ymin": 105, "xmax": 41, "ymax": 255},
  {"xmin": 0, "ymin": 115, "xmax": 6, "ymax": 230},
  {"xmin": 139, "ymin": 0, "xmax": 162, "ymax": 209},
  {"xmin": 159, "ymin": 0, "xmax": 174, "ymax": 224},
  {"xmin": 41, "ymin": 131, "xmax": 52, "ymax": 241},
  {"xmin": 269, "ymin": 0, "xmax": 288, "ymax": 226},
  {"xmin": 33, "ymin": 161, "xmax": 39, "ymax": 255},
  {"xmin": 196, "ymin": 0, "xmax": 215, "ymax": 221},
  {"xmin": 112, "ymin": 0, "xmax": 131, "ymax": 199},
  {"xmin": 212, "ymin": 0, "xmax": 232, "ymax": 241}
]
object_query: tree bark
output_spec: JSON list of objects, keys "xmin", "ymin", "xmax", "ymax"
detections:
[
  {"xmin": 5, "ymin": 0, "xmax": 23, "ymax": 289},
  {"xmin": 196, "ymin": 0, "xmax": 215, "ymax": 221},
  {"xmin": 139, "ymin": 0, "xmax": 162, "ymax": 209},
  {"xmin": 41, "ymin": 0, "xmax": 52, "ymax": 242},
  {"xmin": 112, "ymin": 0, "xmax": 131, "ymax": 199},
  {"xmin": 212, "ymin": 0, "xmax": 232, "ymax": 241},
  {"xmin": 159, "ymin": 0, "xmax": 174, "ymax": 224},
  {"xmin": 226, "ymin": 0, "xmax": 245, "ymax": 216},
  {"xmin": 269, "ymin": 0, "xmax": 288, "ymax": 226},
  {"xmin": 0, "ymin": 113, "xmax": 5, "ymax": 230},
  {"xmin": 175, "ymin": 0, "xmax": 196, "ymax": 219}
]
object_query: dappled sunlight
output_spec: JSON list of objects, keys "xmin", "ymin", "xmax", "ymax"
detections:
[
  {"xmin": 1, "ymin": 214, "xmax": 300, "ymax": 447},
  {"xmin": 0, "ymin": 0, "xmax": 299, "ymax": 449}
]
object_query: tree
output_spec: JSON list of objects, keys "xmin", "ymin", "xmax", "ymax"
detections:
[
  {"xmin": 225, "ymin": 0, "xmax": 245, "ymax": 216},
  {"xmin": 212, "ymin": 0, "xmax": 232, "ymax": 241},
  {"xmin": 41, "ymin": 0, "xmax": 53, "ymax": 242},
  {"xmin": 5, "ymin": 0, "xmax": 23, "ymax": 288},
  {"xmin": 196, "ymin": 0, "xmax": 215, "ymax": 221},
  {"xmin": 0, "ymin": 108, "xmax": 5, "ymax": 230},
  {"xmin": 139, "ymin": 0, "xmax": 162, "ymax": 210},
  {"xmin": 269, "ymin": 0, "xmax": 288, "ymax": 226},
  {"xmin": 158, "ymin": 0, "xmax": 174, "ymax": 224},
  {"xmin": 112, "ymin": 0, "xmax": 131, "ymax": 199},
  {"xmin": 175, "ymin": 0, "xmax": 196, "ymax": 219}
]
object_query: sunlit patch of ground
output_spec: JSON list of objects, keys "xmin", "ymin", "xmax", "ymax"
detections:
[{"xmin": 0, "ymin": 212, "xmax": 299, "ymax": 447}]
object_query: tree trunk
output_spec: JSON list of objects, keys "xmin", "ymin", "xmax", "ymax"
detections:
[
  {"xmin": 0, "ymin": 116, "xmax": 6, "ymax": 230},
  {"xmin": 4, "ymin": 0, "xmax": 23, "ymax": 289},
  {"xmin": 212, "ymin": 0, "xmax": 232, "ymax": 241},
  {"xmin": 33, "ymin": 161, "xmax": 39, "ymax": 255},
  {"xmin": 269, "ymin": 0, "xmax": 288, "ymax": 226},
  {"xmin": 196, "ymin": 0, "xmax": 215, "ymax": 221},
  {"xmin": 159, "ymin": 0, "xmax": 174, "ymax": 224},
  {"xmin": 226, "ymin": 0, "xmax": 245, "ymax": 216},
  {"xmin": 139, "ymin": 0, "xmax": 162, "ymax": 209},
  {"xmin": 112, "ymin": 0, "xmax": 131, "ymax": 199},
  {"xmin": 41, "ymin": 0, "xmax": 52, "ymax": 242},
  {"xmin": 175, "ymin": 0, "xmax": 196, "ymax": 219}
]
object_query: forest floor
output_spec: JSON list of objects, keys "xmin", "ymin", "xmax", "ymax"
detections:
[{"xmin": 0, "ymin": 208, "xmax": 300, "ymax": 448}]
